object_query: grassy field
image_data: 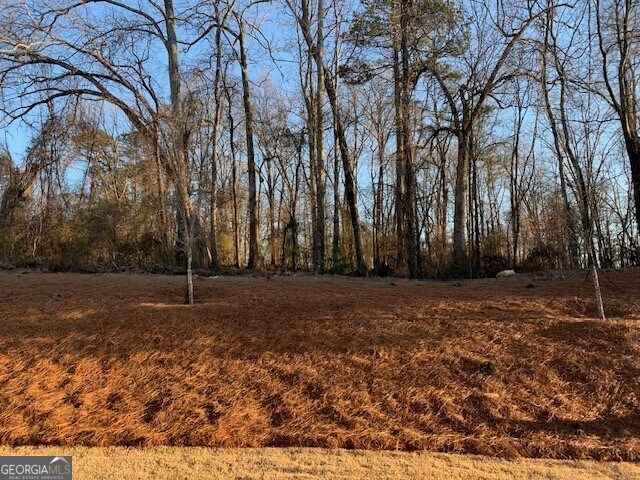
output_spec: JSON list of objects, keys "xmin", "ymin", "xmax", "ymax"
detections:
[
  {"xmin": 0, "ymin": 270, "xmax": 639, "ymax": 461},
  {"xmin": 2, "ymin": 446, "xmax": 639, "ymax": 479}
]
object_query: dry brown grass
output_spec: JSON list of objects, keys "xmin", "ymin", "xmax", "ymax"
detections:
[
  {"xmin": 2, "ymin": 446, "xmax": 639, "ymax": 479},
  {"xmin": 0, "ymin": 269, "xmax": 639, "ymax": 460}
]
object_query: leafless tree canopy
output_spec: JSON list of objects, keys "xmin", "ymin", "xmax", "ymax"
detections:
[{"xmin": 0, "ymin": 0, "xmax": 639, "ymax": 291}]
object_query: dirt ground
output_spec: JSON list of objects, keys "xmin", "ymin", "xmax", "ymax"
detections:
[
  {"xmin": 2, "ymin": 446, "xmax": 639, "ymax": 479},
  {"xmin": 0, "ymin": 270, "xmax": 639, "ymax": 461}
]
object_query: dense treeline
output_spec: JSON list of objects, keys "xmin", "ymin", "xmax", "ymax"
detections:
[{"xmin": 0, "ymin": 0, "xmax": 638, "ymax": 296}]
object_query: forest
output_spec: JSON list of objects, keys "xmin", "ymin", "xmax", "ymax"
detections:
[{"xmin": 0, "ymin": 0, "xmax": 639, "ymax": 298}]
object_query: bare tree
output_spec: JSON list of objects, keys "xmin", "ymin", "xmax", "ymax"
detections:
[
  {"xmin": 593, "ymin": 0, "xmax": 640, "ymax": 236},
  {"xmin": 426, "ymin": 0, "xmax": 552, "ymax": 272},
  {"xmin": 0, "ymin": 0, "xmax": 202, "ymax": 301}
]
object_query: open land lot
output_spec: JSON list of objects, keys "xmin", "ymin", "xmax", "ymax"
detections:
[{"xmin": 0, "ymin": 270, "xmax": 639, "ymax": 462}]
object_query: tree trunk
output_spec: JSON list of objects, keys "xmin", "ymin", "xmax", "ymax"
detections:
[
  {"xmin": 323, "ymin": 74, "xmax": 367, "ymax": 276},
  {"xmin": 374, "ymin": 161, "xmax": 384, "ymax": 274},
  {"xmin": 452, "ymin": 130, "xmax": 469, "ymax": 273},
  {"xmin": 208, "ymin": 20, "xmax": 224, "ymax": 270},
  {"xmin": 558, "ymin": 156, "xmax": 579, "ymax": 268},
  {"xmin": 392, "ymin": 16, "xmax": 405, "ymax": 276},
  {"xmin": 332, "ymin": 126, "xmax": 341, "ymax": 267},
  {"xmin": 313, "ymin": 0, "xmax": 326, "ymax": 274},
  {"xmin": 471, "ymin": 135, "xmax": 481, "ymax": 276},
  {"xmin": 238, "ymin": 19, "xmax": 259, "ymax": 269},
  {"xmin": 164, "ymin": 0, "xmax": 194, "ymax": 304},
  {"xmin": 154, "ymin": 142, "xmax": 171, "ymax": 264},
  {"xmin": 624, "ymin": 138, "xmax": 640, "ymax": 238},
  {"xmin": 437, "ymin": 142, "xmax": 448, "ymax": 246},
  {"xmin": 400, "ymin": 0, "xmax": 417, "ymax": 277},
  {"xmin": 227, "ymin": 93, "xmax": 241, "ymax": 269}
]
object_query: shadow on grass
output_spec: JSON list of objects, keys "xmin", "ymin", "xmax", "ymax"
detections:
[{"xmin": 504, "ymin": 412, "xmax": 640, "ymax": 439}]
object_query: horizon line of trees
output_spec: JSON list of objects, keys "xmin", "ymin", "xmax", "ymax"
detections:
[{"xmin": 1, "ymin": 0, "xmax": 639, "ymax": 301}]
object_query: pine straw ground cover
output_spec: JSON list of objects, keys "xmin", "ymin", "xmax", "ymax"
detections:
[{"xmin": 0, "ymin": 270, "xmax": 639, "ymax": 461}]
